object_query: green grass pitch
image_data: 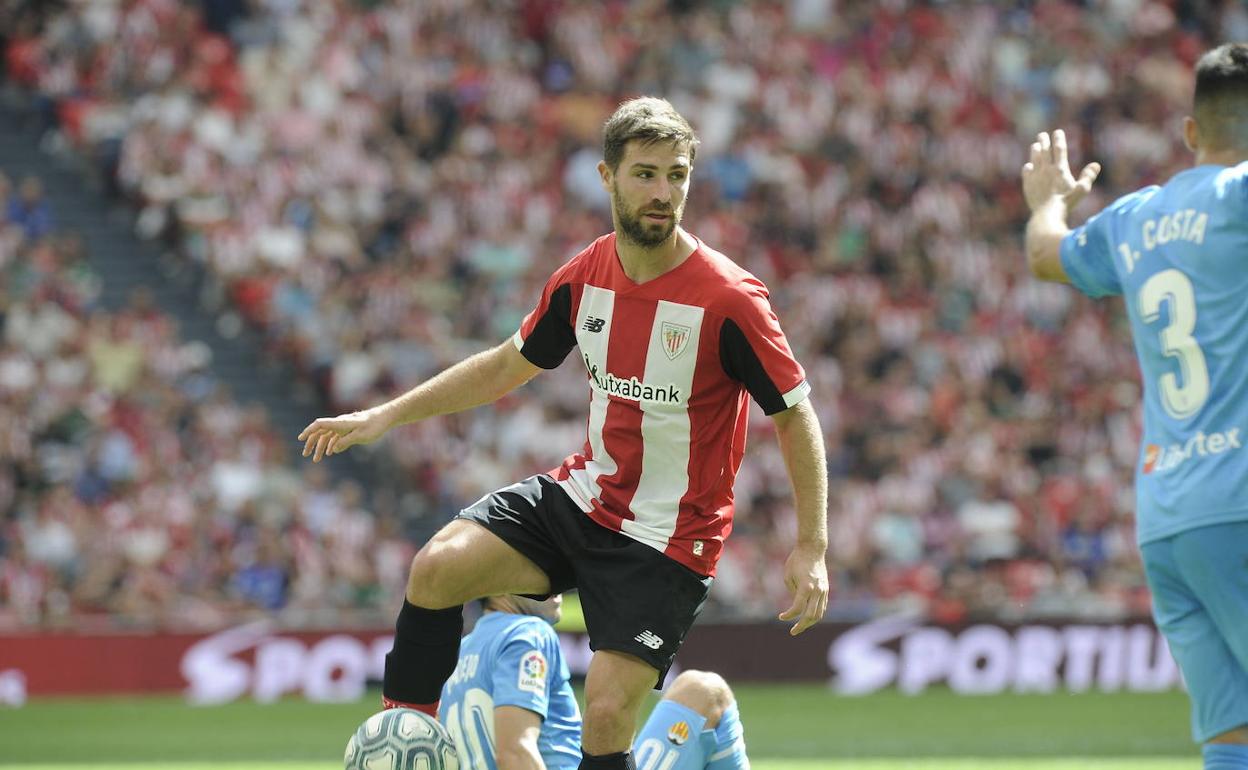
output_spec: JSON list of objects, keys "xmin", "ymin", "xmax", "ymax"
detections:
[{"xmin": 0, "ymin": 685, "xmax": 1198, "ymax": 768}]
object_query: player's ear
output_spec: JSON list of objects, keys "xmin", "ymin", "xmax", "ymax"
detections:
[
  {"xmin": 1182, "ymin": 116, "xmax": 1199, "ymax": 154},
  {"xmin": 598, "ymin": 160, "xmax": 612, "ymax": 192}
]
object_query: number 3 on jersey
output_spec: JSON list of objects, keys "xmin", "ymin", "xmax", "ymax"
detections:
[{"xmin": 1139, "ymin": 268, "xmax": 1210, "ymax": 419}]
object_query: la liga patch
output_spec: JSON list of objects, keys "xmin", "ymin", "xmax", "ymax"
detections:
[{"xmin": 517, "ymin": 650, "xmax": 547, "ymax": 695}]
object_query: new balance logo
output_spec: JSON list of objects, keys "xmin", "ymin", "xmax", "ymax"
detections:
[
  {"xmin": 635, "ymin": 630, "xmax": 664, "ymax": 650},
  {"xmin": 582, "ymin": 316, "xmax": 606, "ymax": 333}
]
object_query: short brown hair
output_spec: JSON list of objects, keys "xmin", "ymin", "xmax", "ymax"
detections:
[{"xmin": 602, "ymin": 97, "xmax": 699, "ymax": 172}]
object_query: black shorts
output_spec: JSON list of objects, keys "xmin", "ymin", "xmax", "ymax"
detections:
[{"xmin": 457, "ymin": 474, "xmax": 712, "ymax": 687}]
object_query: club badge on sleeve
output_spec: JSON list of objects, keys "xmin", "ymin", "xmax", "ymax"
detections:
[{"xmin": 667, "ymin": 721, "xmax": 690, "ymax": 745}]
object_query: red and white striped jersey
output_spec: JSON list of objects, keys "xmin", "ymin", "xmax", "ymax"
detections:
[{"xmin": 513, "ymin": 233, "xmax": 810, "ymax": 576}]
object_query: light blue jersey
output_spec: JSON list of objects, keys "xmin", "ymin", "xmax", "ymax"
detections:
[
  {"xmin": 439, "ymin": 612, "xmax": 582, "ymax": 770},
  {"xmin": 1060, "ymin": 161, "xmax": 1248, "ymax": 545}
]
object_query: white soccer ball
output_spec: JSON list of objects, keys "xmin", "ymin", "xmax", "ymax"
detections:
[{"xmin": 344, "ymin": 708, "xmax": 460, "ymax": 770}]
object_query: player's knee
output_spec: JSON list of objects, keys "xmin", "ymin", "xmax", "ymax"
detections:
[
  {"xmin": 405, "ymin": 542, "xmax": 461, "ymax": 608},
  {"xmin": 664, "ymin": 670, "xmax": 734, "ymax": 728},
  {"xmin": 1208, "ymin": 725, "xmax": 1248, "ymax": 745},
  {"xmin": 583, "ymin": 687, "xmax": 641, "ymax": 736}
]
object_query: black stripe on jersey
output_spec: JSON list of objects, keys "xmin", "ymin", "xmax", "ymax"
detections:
[
  {"xmin": 719, "ymin": 318, "xmax": 787, "ymax": 415},
  {"xmin": 521, "ymin": 283, "xmax": 576, "ymax": 369}
]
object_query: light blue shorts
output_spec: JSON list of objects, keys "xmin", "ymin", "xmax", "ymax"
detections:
[{"xmin": 1142, "ymin": 520, "xmax": 1248, "ymax": 743}]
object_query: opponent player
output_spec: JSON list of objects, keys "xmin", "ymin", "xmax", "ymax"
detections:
[
  {"xmin": 299, "ymin": 97, "xmax": 828, "ymax": 770},
  {"xmin": 1021, "ymin": 43, "xmax": 1248, "ymax": 770},
  {"xmin": 439, "ymin": 594, "xmax": 748, "ymax": 770}
]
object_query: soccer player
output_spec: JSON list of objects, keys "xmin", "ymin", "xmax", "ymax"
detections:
[
  {"xmin": 1021, "ymin": 43, "xmax": 1248, "ymax": 770},
  {"xmin": 299, "ymin": 97, "xmax": 828, "ymax": 770},
  {"xmin": 439, "ymin": 593, "xmax": 748, "ymax": 770}
]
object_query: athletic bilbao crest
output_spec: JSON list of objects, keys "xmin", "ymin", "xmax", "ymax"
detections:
[{"xmin": 661, "ymin": 322, "xmax": 691, "ymax": 360}]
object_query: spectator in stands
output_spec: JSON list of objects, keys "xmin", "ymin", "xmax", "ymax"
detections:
[
  {"xmin": 2, "ymin": 0, "xmax": 1224, "ymax": 627},
  {"xmin": 6, "ymin": 176, "xmax": 50, "ymax": 241}
]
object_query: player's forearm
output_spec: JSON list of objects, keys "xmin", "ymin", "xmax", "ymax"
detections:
[
  {"xmin": 494, "ymin": 706, "xmax": 547, "ymax": 770},
  {"xmin": 496, "ymin": 744, "xmax": 546, "ymax": 770},
  {"xmin": 773, "ymin": 399, "xmax": 829, "ymax": 550},
  {"xmin": 1025, "ymin": 196, "xmax": 1073, "ymax": 283},
  {"xmin": 377, "ymin": 341, "xmax": 537, "ymax": 428}
]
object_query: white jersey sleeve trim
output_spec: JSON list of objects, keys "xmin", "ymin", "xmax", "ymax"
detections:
[
  {"xmin": 781, "ymin": 380, "xmax": 811, "ymax": 409},
  {"xmin": 511, "ymin": 328, "xmax": 525, "ymax": 352}
]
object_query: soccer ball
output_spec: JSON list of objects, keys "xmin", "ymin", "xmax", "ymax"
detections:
[{"xmin": 344, "ymin": 708, "xmax": 460, "ymax": 770}]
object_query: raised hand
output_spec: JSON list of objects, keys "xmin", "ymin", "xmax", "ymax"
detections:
[
  {"xmin": 298, "ymin": 408, "xmax": 392, "ymax": 463},
  {"xmin": 1021, "ymin": 129, "xmax": 1101, "ymax": 213}
]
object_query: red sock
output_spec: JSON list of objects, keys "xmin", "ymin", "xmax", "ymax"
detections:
[{"xmin": 381, "ymin": 695, "xmax": 439, "ymax": 718}]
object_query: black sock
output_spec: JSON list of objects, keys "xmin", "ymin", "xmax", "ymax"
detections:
[
  {"xmin": 579, "ymin": 750, "xmax": 635, "ymax": 770},
  {"xmin": 382, "ymin": 600, "xmax": 463, "ymax": 704}
]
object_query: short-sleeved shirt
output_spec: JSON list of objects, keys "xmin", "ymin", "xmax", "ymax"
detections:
[
  {"xmin": 439, "ymin": 612, "xmax": 581, "ymax": 769},
  {"xmin": 1060, "ymin": 161, "xmax": 1248, "ymax": 544},
  {"xmin": 513, "ymin": 232, "xmax": 809, "ymax": 575}
]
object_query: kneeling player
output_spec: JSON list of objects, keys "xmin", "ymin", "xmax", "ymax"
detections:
[
  {"xmin": 632, "ymin": 670, "xmax": 746, "ymax": 770},
  {"xmin": 439, "ymin": 593, "xmax": 748, "ymax": 770}
]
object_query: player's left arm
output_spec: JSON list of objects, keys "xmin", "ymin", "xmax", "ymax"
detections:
[
  {"xmin": 1021, "ymin": 129, "xmax": 1101, "ymax": 283},
  {"xmin": 494, "ymin": 705, "xmax": 546, "ymax": 770},
  {"xmin": 490, "ymin": 626, "xmax": 558, "ymax": 769},
  {"xmin": 771, "ymin": 399, "xmax": 830, "ymax": 636},
  {"xmin": 720, "ymin": 279, "xmax": 828, "ymax": 636}
]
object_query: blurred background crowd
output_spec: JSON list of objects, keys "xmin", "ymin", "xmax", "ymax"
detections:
[{"xmin": 2, "ymin": 0, "xmax": 1245, "ymax": 631}]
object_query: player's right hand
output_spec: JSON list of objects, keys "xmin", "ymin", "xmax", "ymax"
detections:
[
  {"xmin": 298, "ymin": 408, "xmax": 391, "ymax": 462},
  {"xmin": 1021, "ymin": 128, "xmax": 1101, "ymax": 213}
]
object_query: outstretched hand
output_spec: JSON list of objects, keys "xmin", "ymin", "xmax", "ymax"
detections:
[
  {"xmin": 777, "ymin": 543, "xmax": 829, "ymax": 636},
  {"xmin": 1021, "ymin": 129, "xmax": 1101, "ymax": 213},
  {"xmin": 298, "ymin": 408, "xmax": 391, "ymax": 462}
]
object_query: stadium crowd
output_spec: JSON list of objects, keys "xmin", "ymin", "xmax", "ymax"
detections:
[
  {"xmin": 4, "ymin": 0, "xmax": 1246, "ymax": 628},
  {"xmin": 0, "ymin": 169, "xmax": 417, "ymax": 631}
]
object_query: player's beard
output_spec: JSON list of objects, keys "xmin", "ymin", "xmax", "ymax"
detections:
[{"xmin": 614, "ymin": 185, "xmax": 679, "ymax": 248}]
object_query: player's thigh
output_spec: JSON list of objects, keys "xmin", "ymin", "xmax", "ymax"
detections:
[
  {"xmin": 1143, "ymin": 534, "xmax": 1248, "ymax": 743},
  {"xmin": 1173, "ymin": 521, "xmax": 1248, "ymax": 671},
  {"xmin": 408, "ymin": 475, "xmax": 583, "ymax": 606},
  {"xmin": 406, "ymin": 519, "xmax": 551, "ymax": 606}
]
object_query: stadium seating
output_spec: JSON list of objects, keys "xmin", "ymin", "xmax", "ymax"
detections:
[{"xmin": 4, "ymin": 0, "xmax": 1242, "ymax": 627}]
